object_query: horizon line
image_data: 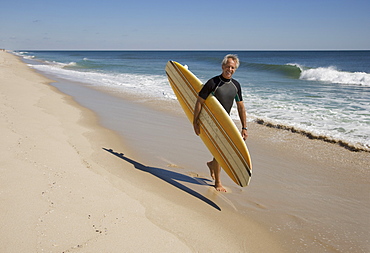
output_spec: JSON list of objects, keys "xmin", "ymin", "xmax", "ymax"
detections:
[{"xmin": 7, "ymin": 48, "xmax": 370, "ymax": 52}]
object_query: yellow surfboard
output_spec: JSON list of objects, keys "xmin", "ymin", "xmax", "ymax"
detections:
[{"xmin": 165, "ymin": 61, "xmax": 252, "ymax": 187}]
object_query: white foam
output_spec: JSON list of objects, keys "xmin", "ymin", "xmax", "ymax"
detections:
[
  {"xmin": 239, "ymin": 91, "xmax": 370, "ymax": 150},
  {"xmin": 29, "ymin": 63, "xmax": 177, "ymax": 100},
  {"xmin": 12, "ymin": 51, "xmax": 34, "ymax": 59},
  {"xmin": 300, "ymin": 66, "xmax": 370, "ymax": 86},
  {"xmin": 287, "ymin": 63, "xmax": 304, "ymax": 71}
]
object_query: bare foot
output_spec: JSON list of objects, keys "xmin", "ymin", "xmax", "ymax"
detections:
[
  {"xmin": 207, "ymin": 161, "xmax": 215, "ymax": 180},
  {"xmin": 208, "ymin": 160, "xmax": 227, "ymax": 192},
  {"xmin": 215, "ymin": 182, "xmax": 227, "ymax": 192}
]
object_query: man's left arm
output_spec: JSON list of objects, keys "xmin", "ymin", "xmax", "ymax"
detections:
[{"xmin": 236, "ymin": 101, "xmax": 248, "ymax": 140}]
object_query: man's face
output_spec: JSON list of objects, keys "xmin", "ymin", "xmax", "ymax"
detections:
[{"xmin": 222, "ymin": 58, "xmax": 237, "ymax": 79}]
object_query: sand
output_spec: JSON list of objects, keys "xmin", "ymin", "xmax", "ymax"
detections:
[
  {"xmin": 0, "ymin": 52, "xmax": 282, "ymax": 252},
  {"xmin": 1, "ymin": 51, "xmax": 369, "ymax": 252}
]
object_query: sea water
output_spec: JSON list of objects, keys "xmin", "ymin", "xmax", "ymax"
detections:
[{"xmin": 15, "ymin": 50, "xmax": 370, "ymax": 151}]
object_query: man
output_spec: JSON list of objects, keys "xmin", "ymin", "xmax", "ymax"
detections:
[{"xmin": 193, "ymin": 54, "xmax": 248, "ymax": 192}]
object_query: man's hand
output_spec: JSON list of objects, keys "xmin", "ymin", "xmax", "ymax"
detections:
[
  {"xmin": 241, "ymin": 129, "xmax": 248, "ymax": 140},
  {"xmin": 193, "ymin": 120, "xmax": 201, "ymax": 136}
]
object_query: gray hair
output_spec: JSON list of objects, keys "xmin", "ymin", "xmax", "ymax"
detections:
[{"xmin": 222, "ymin": 54, "xmax": 240, "ymax": 69}]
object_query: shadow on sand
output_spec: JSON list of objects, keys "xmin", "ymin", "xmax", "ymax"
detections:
[{"xmin": 103, "ymin": 148, "xmax": 221, "ymax": 211}]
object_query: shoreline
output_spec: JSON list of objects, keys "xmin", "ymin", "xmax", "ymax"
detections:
[
  {"xmin": 2, "ymin": 50, "xmax": 369, "ymax": 252},
  {"xmin": 254, "ymin": 118, "xmax": 370, "ymax": 153},
  {"xmin": 95, "ymin": 83, "xmax": 370, "ymax": 153}
]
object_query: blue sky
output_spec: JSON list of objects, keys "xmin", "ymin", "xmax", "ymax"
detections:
[{"xmin": 1, "ymin": 0, "xmax": 369, "ymax": 50}]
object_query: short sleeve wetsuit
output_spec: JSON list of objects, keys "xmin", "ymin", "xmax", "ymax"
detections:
[{"xmin": 198, "ymin": 75, "xmax": 243, "ymax": 114}]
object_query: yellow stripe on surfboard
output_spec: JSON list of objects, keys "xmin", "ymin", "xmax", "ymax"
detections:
[{"xmin": 165, "ymin": 61, "xmax": 252, "ymax": 187}]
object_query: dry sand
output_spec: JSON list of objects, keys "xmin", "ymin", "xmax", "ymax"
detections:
[{"xmin": 1, "ymin": 51, "xmax": 369, "ymax": 252}]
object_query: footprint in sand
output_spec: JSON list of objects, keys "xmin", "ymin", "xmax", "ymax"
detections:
[
  {"xmin": 186, "ymin": 172, "xmax": 200, "ymax": 178},
  {"xmin": 166, "ymin": 163, "xmax": 183, "ymax": 169}
]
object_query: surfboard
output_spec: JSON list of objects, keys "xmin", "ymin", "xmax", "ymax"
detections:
[{"xmin": 165, "ymin": 61, "xmax": 252, "ymax": 187}]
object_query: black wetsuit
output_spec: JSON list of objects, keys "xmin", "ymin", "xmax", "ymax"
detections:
[{"xmin": 198, "ymin": 75, "xmax": 243, "ymax": 114}]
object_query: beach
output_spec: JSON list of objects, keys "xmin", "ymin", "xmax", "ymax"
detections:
[{"xmin": 1, "ymin": 51, "xmax": 369, "ymax": 252}]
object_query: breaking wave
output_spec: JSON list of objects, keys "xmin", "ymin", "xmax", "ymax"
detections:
[
  {"xmin": 300, "ymin": 66, "xmax": 370, "ymax": 86},
  {"xmin": 247, "ymin": 62, "xmax": 370, "ymax": 86},
  {"xmin": 245, "ymin": 62, "xmax": 302, "ymax": 79}
]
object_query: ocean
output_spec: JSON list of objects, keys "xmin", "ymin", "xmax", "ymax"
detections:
[{"xmin": 15, "ymin": 50, "xmax": 370, "ymax": 151}]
